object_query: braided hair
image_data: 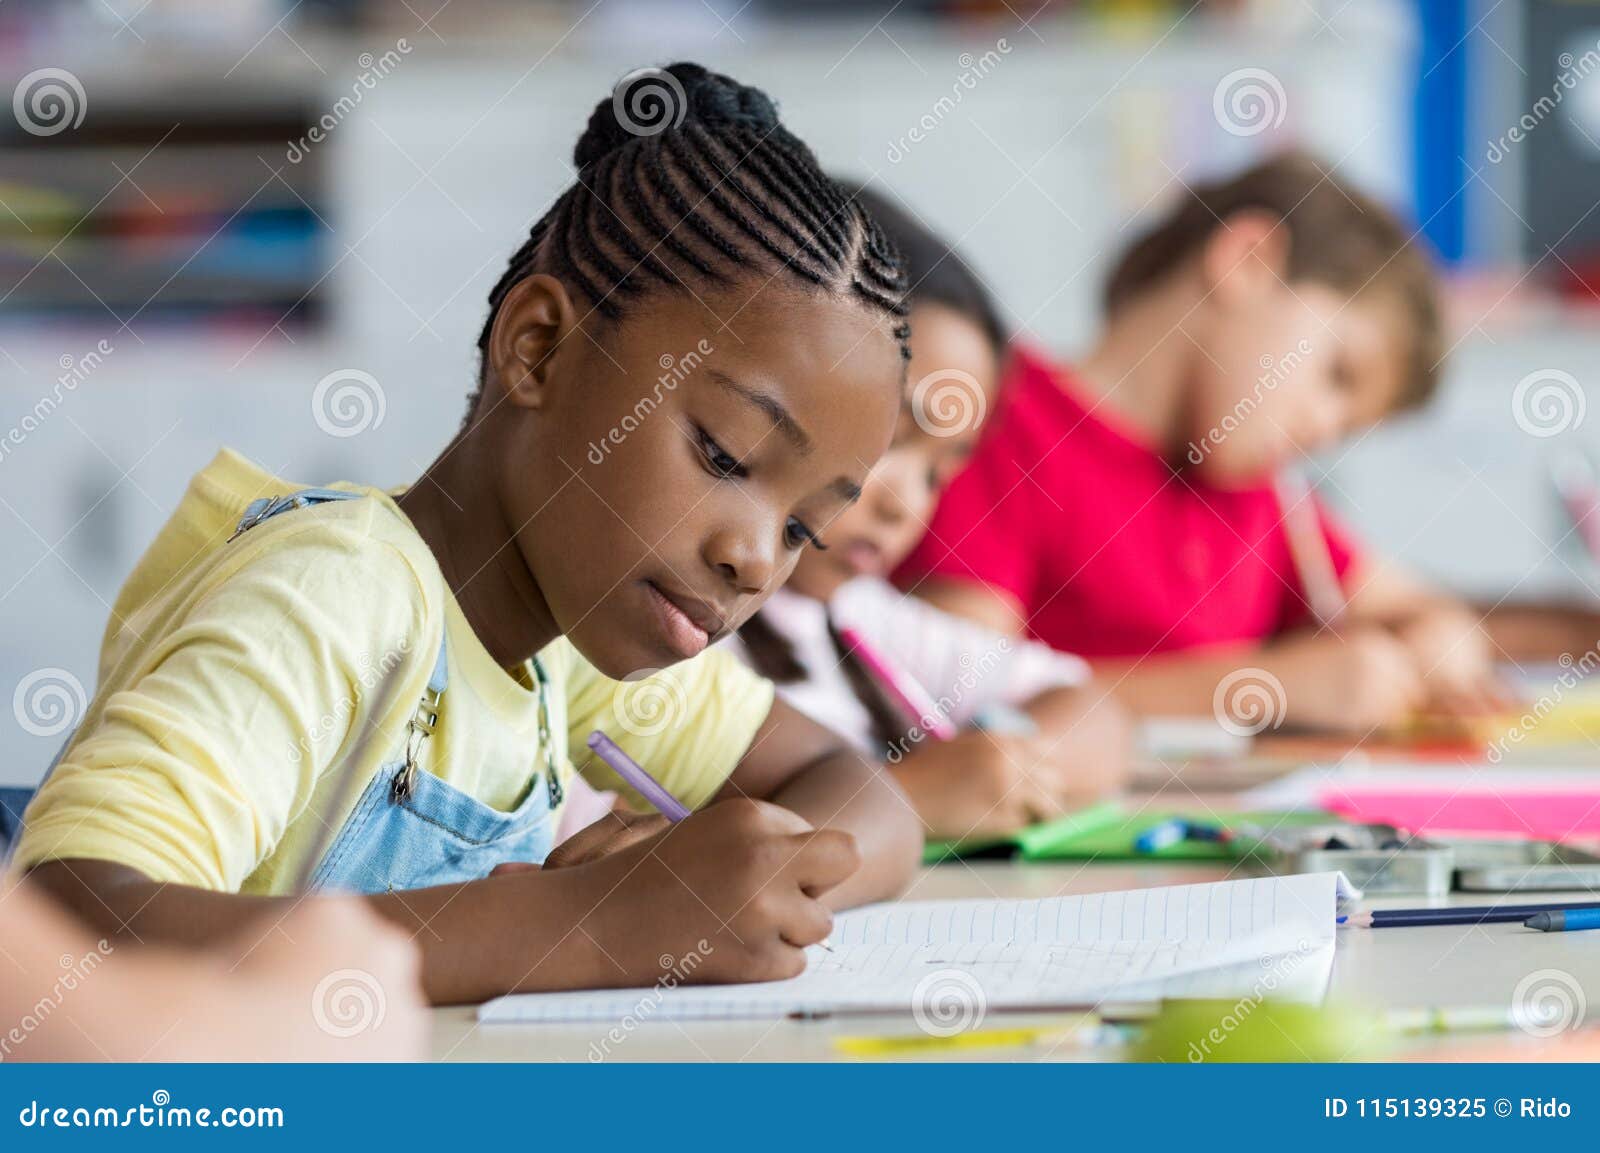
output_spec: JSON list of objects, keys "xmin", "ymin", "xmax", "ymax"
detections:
[
  {"xmin": 468, "ymin": 63, "xmax": 911, "ymax": 420},
  {"xmin": 842, "ymin": 183, "xmax": 1007, "ymax": 355}
]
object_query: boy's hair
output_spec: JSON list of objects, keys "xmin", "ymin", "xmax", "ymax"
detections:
[
  {"xmin": 840, "ymin": 183, "xmax": 1008, "ymax": 355},
  {"xmin": 469, "ymin": 62, "xmax": 910, "ymax": 419},
  {"xmin": 1104, "ymin": 151, "xmax": 1443, "ymax": 408}
]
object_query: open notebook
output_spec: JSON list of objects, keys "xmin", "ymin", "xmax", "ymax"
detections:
[{"xmin": 479, "ymin": 872, "xmax": 1350, "ymax": 1024}]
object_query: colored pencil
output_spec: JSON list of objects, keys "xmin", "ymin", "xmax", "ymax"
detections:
[{"xmin": 1344, "ymin": 900, "xmax": 1600, "ymax": 928}]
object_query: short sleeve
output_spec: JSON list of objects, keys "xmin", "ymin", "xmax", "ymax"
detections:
[
  {"xmin": 565, "ymin": 644, "xmax": 775, "ymax": 812},
  {"xmin": 13, "ymin": 526, "xmax": 427, "ymax": 890}
]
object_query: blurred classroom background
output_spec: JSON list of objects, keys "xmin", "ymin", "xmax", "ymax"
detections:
[{"xmin": 1, "ymin": 0, "xmax": 1597, "ymax": 781}]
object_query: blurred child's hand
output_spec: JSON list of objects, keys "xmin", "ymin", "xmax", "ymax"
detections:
[
  {"xmin": 890, "ymin": 729, "xmax": 1107, "ymax": 840},
  {"xmin": 206, "ymin": 896, "xmax": 428, "ymax": 1062},
  {"xmin": 580, "ymin": 798, "xmax": 858, "ymax": 985},
  {"xmin": 1270, "ymin": 627, "xmax": 1426, "ymax": 733},
  {"xmin": 1394, "ymin": 606, "xmax": 1508, "ymax": 716}
]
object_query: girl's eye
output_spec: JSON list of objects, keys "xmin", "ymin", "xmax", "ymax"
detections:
[
  {"xmin": 785, "ymin": 517, "xmax": 828, "ymax": 552},
  {"xmin": 697, "ymin": 428, "xmax": 746, "ymax": 479}
]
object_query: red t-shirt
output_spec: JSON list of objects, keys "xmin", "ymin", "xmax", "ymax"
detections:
[{"xmin": 892, "ymin": 346, "xmax": 1362, "ymax": 659}]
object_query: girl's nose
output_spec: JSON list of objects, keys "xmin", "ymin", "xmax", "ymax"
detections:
[{"xmin": 703, "ymin": 523, "xmax": 779, "ymax": 597}]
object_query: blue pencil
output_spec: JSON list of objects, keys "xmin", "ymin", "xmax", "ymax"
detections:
[
  {"xmin": 1346, "ymin": 900, "xmax": 1600, "ymax": 928},
  {"xmin": 1525, "ymin": 908, "xmax": 1600, "ymax": 933}
]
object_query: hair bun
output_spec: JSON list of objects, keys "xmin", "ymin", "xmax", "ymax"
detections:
[{"xmin": 575, "ymin": 62, "xmax": 782, "ymax": 170}]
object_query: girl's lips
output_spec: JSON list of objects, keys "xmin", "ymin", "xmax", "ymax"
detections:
[
  {"xmin": 842, "ymin": 539, "xmax": 884, "ymax": 576},
  {"xmin": 644, "ymin": 581, "xmax": 710, "ymax": 659}
]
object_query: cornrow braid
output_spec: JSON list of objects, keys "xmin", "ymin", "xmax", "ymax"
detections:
[{"xmin": 468, "ymin": 63, "xmax": 910, "ymax": 422}]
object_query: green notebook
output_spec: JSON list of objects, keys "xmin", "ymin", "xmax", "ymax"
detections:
[{"xmin": 923, "ymin": 804, "xmax": 1336, "ymax": 864}]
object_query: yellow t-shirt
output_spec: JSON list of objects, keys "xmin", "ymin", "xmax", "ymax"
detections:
[{"xmin": 14, "ymin": 450, "xmax": 774, "ymax": 894}]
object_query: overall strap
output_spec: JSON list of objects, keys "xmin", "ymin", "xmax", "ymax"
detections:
[
  {"xmin": 233, "ymin": 487, "xmax": 452, "ymax": 811},
  {"xmin": 229, "ymin": 486, "xmax": 364, "ymax": 540}
]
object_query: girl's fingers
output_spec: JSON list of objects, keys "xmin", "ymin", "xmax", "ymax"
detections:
[
  {"xmin": 488, "ymin": 860, "xmax": 541, "ymax": 877},
  {"xmin": 787, "ymin": 828, "xmax": 862, "ymax": 896},
  {"xmin": 1019, "ymin": 777, "xmax": 1066, "ymax": 826},
  {"xmin": 543, "ymin": 814, "xmax": 636, "ymax": 868},
  {"xmin": 779, "ymin": 895, "xmax": 835, "ymax": 948}
]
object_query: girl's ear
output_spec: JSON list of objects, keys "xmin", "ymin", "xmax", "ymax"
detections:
[
  {"xmin": 485, "ymin": 274, "xmax": 577, "ymax": 409},
  {"xmin": 1200, "ymin": 209, "xmax": 1289, "ymax": 304}
]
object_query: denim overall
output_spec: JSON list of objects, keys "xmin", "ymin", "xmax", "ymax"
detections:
[{"xmin": 3, "ymin": 488, "xmax": 563, "ymax": 891}]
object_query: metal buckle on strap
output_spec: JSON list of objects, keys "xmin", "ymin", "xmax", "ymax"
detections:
[
  {"xmin": 392, "ymin": 684, "xmax": 442, "ymax": 802},
  {"xmin": 227, "ymin": 494, "xmax": 282, "ymax": 542}
]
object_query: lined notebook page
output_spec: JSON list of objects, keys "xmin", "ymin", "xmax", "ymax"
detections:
[{"xmin": 479, "ymin": 872, "xmax": 1345, "ymax": 1024}]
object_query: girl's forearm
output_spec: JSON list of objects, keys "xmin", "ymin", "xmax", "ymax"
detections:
[
  {"xmin": 26, "ymin": 859, "xmax": 610, "ymax": 1005},
  {"xmin": 765, "ymin": 751, "xmax": 922, "ymax": 909}
]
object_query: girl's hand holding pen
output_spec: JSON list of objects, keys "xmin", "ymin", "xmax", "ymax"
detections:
[{"xmin": 573, "ymin": 798, "xmax": 859, "ymax": 986}]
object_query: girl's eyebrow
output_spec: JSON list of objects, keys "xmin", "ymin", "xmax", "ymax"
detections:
[{"xmin": 707, "ymin": 369, "xmax": 812, "ymax": 454}]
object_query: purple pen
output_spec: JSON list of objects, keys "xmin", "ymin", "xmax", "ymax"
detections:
[{"xmin": 586, "ymin": 730, "xmax": 691, "ymax": 822}]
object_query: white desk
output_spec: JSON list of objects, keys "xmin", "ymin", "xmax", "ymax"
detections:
[{"xmin": 428, "ymin": 861, "xmax": 1600, "ymax": 1061}]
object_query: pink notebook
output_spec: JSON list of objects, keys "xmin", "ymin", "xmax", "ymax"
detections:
[{"xmin": 1319, "ymin": 783, "xmax": 1600, "ymax": 840}]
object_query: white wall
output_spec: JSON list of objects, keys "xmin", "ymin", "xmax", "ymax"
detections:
[{"xmin": 7, "ymin": 6, "xmax": 1592, "ymax": 783}]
